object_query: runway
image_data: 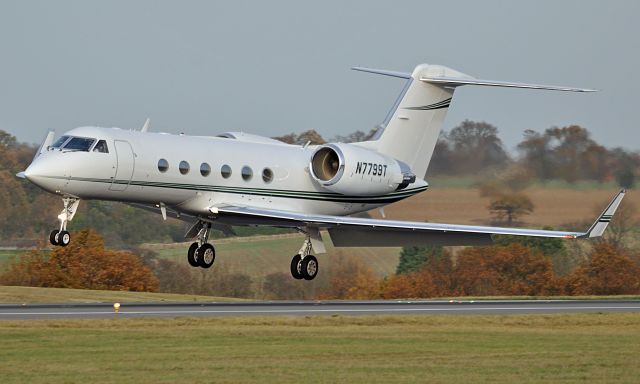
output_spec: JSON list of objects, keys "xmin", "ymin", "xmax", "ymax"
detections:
[{"xmin": 1, "ymin": 299, "xmax": 639, "ymax": 319}]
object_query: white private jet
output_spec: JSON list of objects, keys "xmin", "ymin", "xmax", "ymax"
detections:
[{"xmin": 18, "ymin": 64, "xmax": 624, "ymax": 281}]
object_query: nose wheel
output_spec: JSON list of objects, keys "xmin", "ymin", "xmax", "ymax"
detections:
[{"xmin": 49, "ymin": 197, "xmax": 79, "ymax": 247}]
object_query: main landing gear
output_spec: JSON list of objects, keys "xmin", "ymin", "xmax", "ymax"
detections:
[
  {"xmin": 49, "ymin": 197, "xmax": 80, "ymax": 247},
  {"xmin": 290, "ymin": 236, "xmax": 318, "ymax": 281},
  {"xmin": 187, "ymin": 222, "xmax": 216, "ymax": 269}
]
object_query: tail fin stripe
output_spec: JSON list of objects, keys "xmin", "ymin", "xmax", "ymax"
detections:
[{"xmin": 404, "ymin": 98, "xmax": 452, "ymax": 110}]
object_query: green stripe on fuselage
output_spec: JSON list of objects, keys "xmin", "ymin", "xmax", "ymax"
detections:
[{"xmin": 51, "ymin": 176, "xmax": 427, "ymax": 204}]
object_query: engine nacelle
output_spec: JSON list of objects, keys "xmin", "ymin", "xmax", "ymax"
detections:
[{"xmin": 309, "ymin": 143, "xmax": 416, "ymax": 195}]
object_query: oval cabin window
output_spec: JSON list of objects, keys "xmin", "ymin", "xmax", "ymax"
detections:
[
  {"xmin": 221, "ymin": 164, "xmax": 232, "ymax": 179},
  {"xmin": 179, "ymin": 161, "xmax": 190, "ymax": 175},
  {"xmin": 158, "ymin": 159, "xmax": 169, "ymax": 173},
  {"xmin": 200, "ymin": 163, "xmax": 211, "ymax": 177},
  {"xmin": 262, "ymin": 168, "xmax": 273, "ymax": 183},
  {"xmin": 241, "ymin": 166, "xmax": 253, "ymax": 181}
]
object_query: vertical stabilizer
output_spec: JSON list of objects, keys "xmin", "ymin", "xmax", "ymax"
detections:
[
  {"xmin": 353, "ymin": 64, "xmax": 593, "ymax": 180},
  {"xmin": 355, "ymin": 64, "xmax": 468, "ymax": 179}
]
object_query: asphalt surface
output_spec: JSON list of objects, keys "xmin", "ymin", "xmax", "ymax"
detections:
[{"xmin": 1, "ymin": 300, "xmax": 639, "ymax": 319}]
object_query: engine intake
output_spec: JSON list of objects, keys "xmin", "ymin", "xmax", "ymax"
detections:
[
  {"xmin": 310, "ymin": 145, "xmax": 344, "ymax": 184},
  {"xmin": 309, "ymin": 143, "xmax": 415, "ymax": 195}
]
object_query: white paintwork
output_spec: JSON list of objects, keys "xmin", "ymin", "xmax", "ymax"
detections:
[
  {"xmin": 20, "ymin": 63, "xmax": 616, "ymax": 255},
  {"xmin": 25, "ymin": 126, "xmax": 423, "ymax": 218}
]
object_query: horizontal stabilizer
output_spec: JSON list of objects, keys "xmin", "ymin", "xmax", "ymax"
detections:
[
  {"xmin": 420, "ymin": 76, "xmax": 597, "ymax": 92},
  {"xmin": 351, "ymin": 66, "xmax": 411, "ymax": 79}
]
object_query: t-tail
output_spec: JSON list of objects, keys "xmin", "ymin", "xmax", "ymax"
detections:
[{"xmin": 353, "ymin": 64, "xmax": 596, "ymax": 180}]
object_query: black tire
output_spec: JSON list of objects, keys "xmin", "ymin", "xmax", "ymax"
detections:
[
  {"xmin": 290, "ymin": 254, "xmax": 303, "ymax": 280},
  {"xmin": 198, "ymin": 243, "xmax": 216, "ymax": 269},
  {"xmin": 49, "ymin": 230, "xmax": 60, "ymax": 246},
  {"xmin": 58, "ymin": 230, "xmax": 71, "ymax": 247},
  {"xmin": 300, "ymin": 255, "xmax": 318, "ymax": 281},
  {"xmin": 187, "ymin": 242, "xmax": 199, "ymax": 267}
]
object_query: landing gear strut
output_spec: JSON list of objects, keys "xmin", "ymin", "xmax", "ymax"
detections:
[
  {"xmin": 290, "ymin": 236, "xmax": 318, "ymax": 280},
  {"xmin": 49, "ymin": 197, "xmax": 79, "ymax": 247},
  {"xmin": 187, "ymin": 222, "xmax": 216, "ymax": 269}
]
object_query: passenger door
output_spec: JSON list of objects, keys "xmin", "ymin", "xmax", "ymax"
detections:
[{"xmin": 109, "ymin": 140, "xmax": 135, "ymax": 191}]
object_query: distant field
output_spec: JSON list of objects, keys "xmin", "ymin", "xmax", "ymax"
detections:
[
  {"xmin": 373, "ymin": 186, "xmax": 639, "ymax": 227},
  {"xmin": 0, "ymin": 286, "xmax": 240, "ymax": 304},
  {"xmin": 0, "ymin": 314, "xmax": 638, "ymax": 383},
  {"xmin": 144, "ymin": 234, "xmax": 401, "ymax": 278}
]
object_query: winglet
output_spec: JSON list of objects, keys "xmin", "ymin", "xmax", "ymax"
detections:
[{"xmin": 582, "ymin": 189, "xmax": 626, "ymax": 238}]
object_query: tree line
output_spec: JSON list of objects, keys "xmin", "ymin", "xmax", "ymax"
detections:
[
  {"xmin": 274, "ymin": 122, "xmax": 639, "ymax": 188},
  {"xmin": 2, "ymin": 229, "xmax": 639, "ymax": 298}
]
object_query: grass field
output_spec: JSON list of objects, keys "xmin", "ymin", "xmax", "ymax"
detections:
[
  {"xmin": 0, "ymin": 286, "xmax": 240, "ymax": 304},
  {"xmin": 0, "ymin": 314, "xmax": 638, "ymax": 383}
]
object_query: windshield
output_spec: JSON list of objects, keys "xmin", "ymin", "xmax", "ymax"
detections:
[
  {"xmin": 62, "ymin": 137, "xmax": 96, "ymax": 152},
  {"xmin": 51, "ymin": 136, "xmax": 70, "ymax": 149}
]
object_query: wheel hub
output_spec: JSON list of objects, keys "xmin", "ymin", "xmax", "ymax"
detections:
[
  {"xmin": 203, "ymin": 248, "xmax": 214, "ymax": 264},
  {"xmin": 306, "ymin": 260, "xmax": 317, "ymax": 276}
]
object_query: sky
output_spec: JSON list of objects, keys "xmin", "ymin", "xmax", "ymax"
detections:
[{"xmin": 1, "ymin": 0, "xmax": 638, "ymax": 152}]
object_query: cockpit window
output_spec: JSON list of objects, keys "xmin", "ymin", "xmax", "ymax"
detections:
[
  {"xmin": 93, "ymin": 140, "xmax": 109, "ymax": 153},
  {"xmin": 63, "ymin": 137, "xmax": 96, "ymax": 152},
  {"xmin": 51, "ymin": 136, "xmax": 70, "ymax": 149}
]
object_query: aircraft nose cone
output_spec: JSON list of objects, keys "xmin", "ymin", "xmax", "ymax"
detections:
[{"xmin": 23, "ymin": 159, "xmax": 58, "ymax": 192}]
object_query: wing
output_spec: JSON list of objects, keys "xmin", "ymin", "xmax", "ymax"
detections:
[{"xmin": 212, "ymin": 190, "xmax": 625, "ymax": 247}]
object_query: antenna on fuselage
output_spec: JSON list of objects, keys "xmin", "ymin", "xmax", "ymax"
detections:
[{"xmin": 141, "ymin": 118, "xmax": 151, "ymax": 133}]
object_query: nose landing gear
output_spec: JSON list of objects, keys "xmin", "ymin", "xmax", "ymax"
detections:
[
  {"xmin": 186, "ymin": 221, "xmax": 216, "ymax": 269},
  {"xmin": 49, "ymin": 197, "xmax": 79, "ymax": 247}
]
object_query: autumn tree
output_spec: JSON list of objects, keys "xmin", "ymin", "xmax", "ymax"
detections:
[
  {"xmin": 318, "ymin": 252, "xmax": 381, "ymax": 299},
  {"xmin": 383, "ymin": 269, "xmax": 440, "ymax": 299},
  {"xmin": 384, "ymin": 248, "xmax": 453, "ymax": 298},
  {"xmin": 517, "ymin": 125, "xmax": 610, "ymax": 182},
  {"xmin": 452, "ymin": 244, "xmax": 561, "ymax": 296},
  {"xmin": 566, "ymin": 242, "xmax": 640, "ymax": 295},
  {"xmin": 609, "ymin": 147, "xmax": 639, "ymax": 188},
  {"xmin": 449, "ymin": 120, "xmax": 510, "ymax": 173},
  {"xmin": 0, "ymin": 229, "xmax": 159, "ymax": 291}
]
